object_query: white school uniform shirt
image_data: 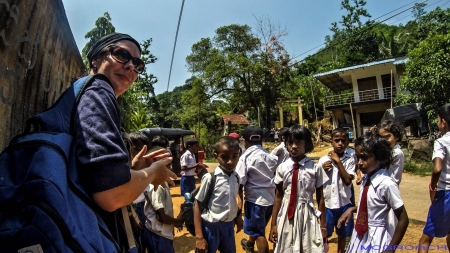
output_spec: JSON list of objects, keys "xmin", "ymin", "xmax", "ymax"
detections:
[
  {"xmin": 273, "ymin": 157, "xmax": 327, "ymax": 253},
  {"xmin": 143, "ymin": 183, "xmax": 175, "ymax": 240},
  {"xmin": 180, "ymin": 150, "xmax": 196, "ymax": 176},
  {"xmin": 317, "ymin": 149, "xmax": 355, "ymax": 209},
  {"xmin": 387, "ymin": 144, "xmax": 405, "ymax": 185},
  {"xmin": 235, "ymin": 145, "xmax": 278, "ymax": 206},
  {"xmin": 271, "ymin": 142, "xmax": 290, "ymax": 167},
  {"xmin": 195, "ymin": 167, "xmax": 240, "ymax": 222},
  {"xmin": 346, "ymin": 169, "xmax": 404, "ymax": 253},
  {"xmin": 433, "ymin": 132, "xmax": 450, "ymax": 190}
]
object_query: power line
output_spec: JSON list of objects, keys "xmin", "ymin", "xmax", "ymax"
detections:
[
  {"xmin": 288, "ymin": 0, "xmax": 431, "ymax": 65},
  {"xmin": 167, "ymin": 0, "xmax": 185, "ymax": 92}
]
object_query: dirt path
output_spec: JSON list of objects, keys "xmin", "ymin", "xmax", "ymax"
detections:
[{"xmin": 170, "ymin": 145, "xmax": 448, "ymax": 252}]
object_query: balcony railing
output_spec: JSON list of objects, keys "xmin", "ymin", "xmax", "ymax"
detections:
[
  {"xmin": 326, "ymin": 93, "xmax": 355, "ymax": 106},
  {"xmin": 326, "ymin": 87, "xmax": 397, "ymax": 106}
]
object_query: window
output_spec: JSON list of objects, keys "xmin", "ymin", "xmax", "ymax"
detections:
[
  {"xmin": 381, "ymin": 74, "xmax": 396, "ymax": 99},
  {"xmin": 357, "ymin": 76, "xmax": 378, "ymax": 101}
]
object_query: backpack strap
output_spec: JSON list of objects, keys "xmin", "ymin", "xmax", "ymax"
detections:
[
  {"xmin": 121, "ymin": 206, "xmax": 137, "ymax": 250},
  {"xmin": 201, "ymin": 172, "xmax": 216, "ymax": 210},
  {"xmin": 25, "ymin": 74, "xmax": 110, "ymax": 134}
]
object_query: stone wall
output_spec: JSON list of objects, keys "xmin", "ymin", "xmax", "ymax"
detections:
[{"xmin": 0, "ymin": 0, "xmax": 85, "ymax": 150}]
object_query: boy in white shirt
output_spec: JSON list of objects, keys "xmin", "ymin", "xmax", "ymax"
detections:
[
  {"xmin": 236, "ymin": 126, "xmax": 279, "ymax": 253},
  {"xmin": 180, "ymin": 138, "xmax": 207, "ymax": 196},
  {"xmin": 194, "ymin": 136, "xmax": 243, "ymax": 253},
  {"xmin": 317, "ymin": 128, "xmax": 355, "ymax": 253},
  {"xmin": 141, "ymin": 146, "xmax": 184, "ymax": 253},
  {"xmin": 270, "ymin": 127, "xmax": 289, "ymax": 166}
]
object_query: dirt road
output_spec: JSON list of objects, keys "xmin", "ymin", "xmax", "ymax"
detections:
[{"xmin": 170, "ymin": 146, "xmax": 448, "ymax": 252}]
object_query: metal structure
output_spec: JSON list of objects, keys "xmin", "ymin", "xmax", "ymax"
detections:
[{"xmin": 275, "ymin": 97, "xmax": 305, "ymax": 128}]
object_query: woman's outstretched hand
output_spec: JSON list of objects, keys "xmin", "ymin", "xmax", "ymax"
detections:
[{"xmin": 132, "ymin": 145, "xmax": 172, "ymax": 170}]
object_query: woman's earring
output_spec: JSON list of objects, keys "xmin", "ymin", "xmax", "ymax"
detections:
[{"xmin": 93, "ymin": 65, "xmax": 97, "ymax": 71}]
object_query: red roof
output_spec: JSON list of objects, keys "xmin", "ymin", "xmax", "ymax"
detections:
[{"xmin": 222, "ymin": 114, "xmax": 249, "ymax": 125}]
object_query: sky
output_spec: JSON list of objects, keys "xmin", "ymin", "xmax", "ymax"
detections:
[{"xmin": 61, "ymin": 0, "xmax": 443, "ymax": 95}]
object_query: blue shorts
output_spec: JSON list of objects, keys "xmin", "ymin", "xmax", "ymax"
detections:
[
  {"xmin": 202, "ymin": 219, "xmax": 236, "ymax": 253},
  {"xmin": 423, "ymin": 190, "xmax": 450, "ymax": 237},
  {"xmin": 180, "ymin": 176, "xmax": 196, "ymax": 196},
  {"xmin": 326, "ymin": 203, "xmax": 354, "ymax": 238},
  {"xmin": 142, "ymin": 228, "xmax": 175, "ymax": 253},
  {"xmin": 244, "ymin": 201, "xmax": 273, "ymax": 238}
]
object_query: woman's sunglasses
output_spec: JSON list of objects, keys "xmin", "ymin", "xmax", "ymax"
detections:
[{"xmin": 109, "ymin": 46, "xmax": 145, "ymax": 74}]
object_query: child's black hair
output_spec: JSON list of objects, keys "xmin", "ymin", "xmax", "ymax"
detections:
[
  {"xmin": 379, "ymin": 120, "xmax": 402, "ymax": 142},
  {"xmin": 130, "ymin": 131, "xmax": 150, "ymax": 146},
  {"xmin": 287, "ymin": 125, "xmax": 314, "ymax": 153},
  {"xmin": 151, "ymin": 136, "xmax": 169, "ymax": 148},
  {"xmin": 438, "ymin": 103, "xmax": 450, "ymax": 124},
  {"xmin": 279, "ymin": 127, "xmax": 289, "ymax": 140},
  {"xmin": 354, "ymin": 131, "xmax": 392, "ymax": 169},
  {"xmin": 214, "ymin": 136, "xmax": 240, "ymax": 153},
  {"xmin": 147, "ymin": 145, "xmax": 165, "ymax": 154},
  {"xmin": 185, "ymin": 138, "xmax": 199, "ymax": 148},
  {"xmin": 331, "ymin": 127, "xmax": 349, "ymax": 138}
]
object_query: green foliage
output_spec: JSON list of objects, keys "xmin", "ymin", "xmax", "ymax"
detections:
[
  {"xmin": 397, "ymin": 33, "xmax": 450, "ymax": 118},
  {"xmin": 416, "ymin": 7, "xmax": 450, "ymax": 41},
  {"xmin": 404, "ymin": 160, "xmax": 433, "ymax": 177},
  {"xmin": 81, "ymin": 12, "xmax": 115, "ymax": 69},
  {"xmin": 130, "ymin": 103, "xmax": 153, "ymax": 130},
  {"xmin": 151, "ymin": 80, "xmax": 192, "ymax": 128},
  {"xmin": 196, "ymin": 124, "xmax": 222, "ymax": 158},
  {"xmin": 186, "ymin": 22, "xmax": 291, "ymax": 128}
]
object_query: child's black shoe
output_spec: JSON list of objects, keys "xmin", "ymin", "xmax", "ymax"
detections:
[{"xmin": 240, "ymin": 238, "xmax": 254, "ymax": 253}]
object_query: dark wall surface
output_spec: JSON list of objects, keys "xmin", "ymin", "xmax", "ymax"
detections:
[{"xmin": 0, "ymin": 0, "xmax": 85, "ymax": 150}]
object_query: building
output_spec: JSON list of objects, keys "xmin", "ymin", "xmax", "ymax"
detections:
[
  {"xmin": 221, "ymin": 114, "xmax": 250, "ymax": 135},
  {"xmin": 314, "ymin": 56, "xmax": 408, "ymax": 136}
]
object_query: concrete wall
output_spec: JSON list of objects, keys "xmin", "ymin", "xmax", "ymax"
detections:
[{"xmin": 0, "ymin": 0, "xmax": 85, "ymax": 150}]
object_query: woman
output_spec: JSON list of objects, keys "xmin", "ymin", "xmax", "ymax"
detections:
[{"xmin": 77, "ymin": 33, "xmax": 175, "ymax": 245}]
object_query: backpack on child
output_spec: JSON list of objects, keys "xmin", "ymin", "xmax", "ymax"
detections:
[
  {"xmin": 0, "ymin": 75, "xmax": 121, "ymax": 253},
  {"xmin": 181, "ymin": 172, "xmax": 240, "ymax": 236}
]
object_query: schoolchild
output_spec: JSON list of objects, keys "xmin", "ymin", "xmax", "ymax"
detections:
[
  {"xmin": 269, "ymin": 125, "xmax": 327, "ymax": 253},
  {"xmin": 346, "ymin": 132, "xmax": 409, "ymax": 253},
  {"xmin": 140, "ymin": 146, "xmax": 184, "ymax": 253},
  {"xmin": 418, "ymin": 103, "xmax": 450, "ymax": 253},
  {"xmin": 194, "ymin": 136, "xmax": 243, "ymax": 253},
  {"xmin": 130, "ymin": 131, "xmax": 151, "ymax": 162},
  {"xmin": 377, "ymin": 120, "xmax": 405, "ymax": 185},
  {"xmin": 180, "ymin": 138, "xmax": 207, "ymax": 196},
  {"xmin": 128, "ymin": 131, "xmax": 151, "ymax": 252},
  {"xmin": 270, "ymin": 127, "xmax": 290, "ymax": 166},
  {"xmin": 317, "ymin": 128, "xmax": 355, "ymax": 253},
  {"xmin": 151, "ymin": 136, "xmax": 170, "ymax": 151},
  {"xmin": 236, "ymin": 126, "xmax": 278, "ymax": 253}
]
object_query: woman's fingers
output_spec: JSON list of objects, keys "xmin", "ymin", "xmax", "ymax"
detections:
[
  {"xmin": 166, "ymin": 168, "xmax": 177, "ymax": 186},
  {"xmin": 142, "ymin": 148, "xmax": 166, "ymax": 158}
]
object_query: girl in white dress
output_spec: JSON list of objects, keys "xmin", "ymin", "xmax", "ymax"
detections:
[
  {"xmin": 346, "ymin": 132, "xmax": 409, "ymax": 253},
  {"xmin": 269, "ymin": 125, "xmax": 327, "ymax": 253}
]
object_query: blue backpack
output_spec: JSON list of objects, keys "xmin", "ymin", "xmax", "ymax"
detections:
[{"xmin": 0, "ymin": 74, "xmax": 121, "ymax": 253}]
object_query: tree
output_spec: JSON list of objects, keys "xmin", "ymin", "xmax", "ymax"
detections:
[
  {"xmin": 396, "ymin": 33, "xmax": 450, "ymax": 118},
  {"xmin": 416, "ymin": 7, "xmax": 450, "ymax": 41},
  {"xmin": 324, "ymin": 0, "xmax": 380, "ymax": 66},
  {"xmin": 151, "ymin": 79, "xmax": 192, "ymax": 128},
  {"xmin": 412, "ymin": 2, "xmax": 427, "ymax": 22},
  {"xmin": 253, "ymin": 16, "xmax": 291, "ymax": 127},
  {"xmin": 186, "ymin": 23, "xmax": 291, "ymax": 127},
  {"xmin": 81, "ymin": 12, "xmax": 115, "ymax": 68}
]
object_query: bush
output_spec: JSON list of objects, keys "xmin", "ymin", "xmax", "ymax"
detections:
[{"xmin": 403, "ymin": 160, "xmax": 433, "ymax": 177}]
